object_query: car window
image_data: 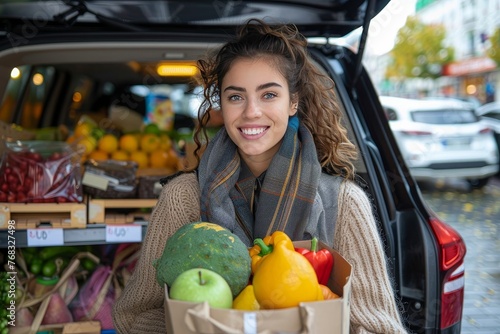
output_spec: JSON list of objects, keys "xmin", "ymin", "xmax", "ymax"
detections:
[
  {"xmin": 483, "ymin": 112, "xmax": 500, "ymax": 121},
  {"xmin": 411, "ymin": 109, "xmax": 478, "ymax": 124},
  {"xmin": 383, "ymin": 107, "xmax": 398, "ymax": 121},
  {"xmin": 0, "ymin": 61, "xmax": 202, "ymax": 133},
  {"xmin": 0, "ymin": 65, "xmax": 31, "ymax": 124},
  {"xmin": 0, "ymin": 65, "xmax": 57, "ymax": 128}
]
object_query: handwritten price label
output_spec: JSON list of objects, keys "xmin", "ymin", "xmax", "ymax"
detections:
[
  {"xmin": 27, "ymin": 229, "xmax": 64, "ymax": 246},
  {"xmin": 105, "ymin": 225, "xmax": 142, "ymax": 243}
]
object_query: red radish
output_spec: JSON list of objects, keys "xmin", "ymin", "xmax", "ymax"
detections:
[{"xmin": 16, "ymin": 307, "xmax": 34, "ymax": 327}]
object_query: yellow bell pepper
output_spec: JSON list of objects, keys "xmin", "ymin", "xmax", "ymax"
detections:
[
  {"xmin": 248, "ymin": 232, "xmax": 288, "ymax": 274},
  {"xmin": 251, "ymin": 231, "xmax": 321, "ymax": 309},
  {"xmin": 232, "ymin": 285, "xmax": 260, "ymax": 310}
]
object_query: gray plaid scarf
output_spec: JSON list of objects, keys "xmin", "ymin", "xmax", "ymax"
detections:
[{"xmin": 198, "ymin": 116, "xmax": 322, "ymax": 246}]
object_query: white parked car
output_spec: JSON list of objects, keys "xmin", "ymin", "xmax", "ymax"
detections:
[
  {"xmin": 380, "ymin": 96, "xmax": 499, "ymax": 188},
  {"xmin": 476, "ymin": 102, "xmax": 500, "ymax": 174}
]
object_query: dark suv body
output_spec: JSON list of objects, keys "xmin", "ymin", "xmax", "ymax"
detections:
[{"xmin": 0, "ymin": 1, "xmax": 466, "ymax": 333}]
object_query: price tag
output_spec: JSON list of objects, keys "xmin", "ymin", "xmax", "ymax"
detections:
[
  {"xmin": 27, "ymin": 229, "xmax": 64, "ymax": 246},
  {"xmin": 105, "ymin": 225, "xmax": 142, "ymax": 243}
]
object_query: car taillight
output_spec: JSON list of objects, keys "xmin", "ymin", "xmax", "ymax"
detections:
[
  {"xmin": 428, "ymin": 216, "xmax": 467, "ymax": 329},
  {"xmin": 429, "ymin": 217, "xmax": 466, "ymax": 270},
  {"xmin": 479, "ymin": 127, "xmax": 492, "ymax": 134}
]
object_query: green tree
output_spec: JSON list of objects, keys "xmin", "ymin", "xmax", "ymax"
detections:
[
  {"xmin": 385, "ymin": 17, "xmax": 454, "ymax": 80},
  {"xmin": 487, "ymin": 27, "xmax": 500, "ymax": 65}
]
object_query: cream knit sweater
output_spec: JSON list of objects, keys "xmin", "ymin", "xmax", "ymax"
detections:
[{"xmin": 112, "ymin": 172, "xmax": 408, "ymax": 334}]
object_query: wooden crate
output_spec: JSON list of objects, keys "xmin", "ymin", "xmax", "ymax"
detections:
[
  {"xmin": 0, "ymin": 202, "xmax": 87, "ymax": 229},
  {"xmin": 88, "ymin": 198, "xmax": 158, "ymax": 224}
]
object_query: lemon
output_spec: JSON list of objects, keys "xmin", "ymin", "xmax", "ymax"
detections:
[
  {"xmin": 98, "ymin": 134, "xmax": 119, "ymax": 154},
  {"xmin": 78, "ymin": 136, "xmax": 97, "ymax": 155},
  {"xmin": 74, "ymin": 123, "xmax": 94, "ymax": 138},
  {"xmin": 232, "ymin": 285, "xmax": 260, "ymax": 311}
]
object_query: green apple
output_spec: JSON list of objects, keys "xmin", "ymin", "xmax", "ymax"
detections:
[{"xmin": 169, "ymin": 268, "xmax": 233, "ymax": 309}]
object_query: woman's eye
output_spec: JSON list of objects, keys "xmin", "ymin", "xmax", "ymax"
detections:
[
  {"xmin": 263, "ymin": 92, "xmax": 277, "ymax": 99},
  {"xmin": 228, "ymin": 95, "xmax": 242, "ymax": 101}
]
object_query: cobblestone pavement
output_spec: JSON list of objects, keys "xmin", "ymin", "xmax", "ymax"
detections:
[{"xmin": 419, "ymin": 178, "xmax": 500, "ymax": 334}]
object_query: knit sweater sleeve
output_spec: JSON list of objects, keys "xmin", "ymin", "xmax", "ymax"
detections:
[
  {"xmin": 334, "ymin": 181, "xmax": 408, "ymax": 334},
  {"xmin": 112, "ymin": 172, "xmax": 201, "ymax": 334}
]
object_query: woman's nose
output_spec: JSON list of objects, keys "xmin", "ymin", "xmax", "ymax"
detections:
[{"xmin": 243, "ymin": 99, "xmax": 262, "ymax": 118}]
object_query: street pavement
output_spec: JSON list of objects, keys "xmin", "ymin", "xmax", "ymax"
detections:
[{"xmin": 419, "ymin": 177, "xmax": 500, "ymax": 334}]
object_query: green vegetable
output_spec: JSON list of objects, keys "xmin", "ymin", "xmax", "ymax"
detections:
[
  {"xmin": 154, "ymin": 222, "xmax": 251, "ymax": 297},
  {"xmin": 82, "ymin": 258, "xmax": 98, "ymax": 272},
  {"xmin": 0, "ymin": 272, "xmax": 14, "ymax": 334},
  {"xmin": 30, "ymin": 258, "xmax": 43, "ymax": 275},
  {"xmin": 39, "ymin": 246, "xmax": 81, "ymax": 261},
  {"xmin": 42, "ymin": 260, "xmax": 57, "ymax": 278}
]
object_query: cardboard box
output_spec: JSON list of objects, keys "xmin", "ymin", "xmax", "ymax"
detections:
[{"xmin": 164, "ymin": 240, "xmax": 352, "ymax": 334}]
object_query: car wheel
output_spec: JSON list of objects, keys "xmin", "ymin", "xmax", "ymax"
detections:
[{"xmin": 467, "ymin": 177, "xmax": 490, "ymax": 189}]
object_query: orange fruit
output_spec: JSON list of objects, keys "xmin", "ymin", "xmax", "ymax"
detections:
[
  {"xmin": 159, "ymin": 134, "xmax": 173, "ymax": 152},
  {"xmin": 166, "ymin": 149, "xmax": 180, "ymax": 170},
  {"xmin": 111, "ymin": 150, "xmax": 129, "ymax": 161},
  {"xmin": 319, "ymin": 284, "xmax": 340, "ymax": 300},
  {"xmin": 98, "ymin": 134, "xmax": 119, "ymax": 154},
  {"xmin": 88, "ymin": 150, "xmax": 109, "ymax": 161},
  {"xmin": 149, "ymin": 149, "xmax": 169, "ymax": 168},
  {"xmin": 140, "ymin": 134, "xmax": 161, "ymax": 153},
  {"xmin": 119, "ymin": 134, "xmax": 139, "ymax": 153},
  {"xmin": 66, "ymin": 135, "xmax": 76, "ymax": 144},
  {"xmin": 130, "ymin": 151, "xmax": 149, "ymax": 168}
]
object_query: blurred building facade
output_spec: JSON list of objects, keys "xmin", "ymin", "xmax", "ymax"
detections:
[{"xmin": 369, "ymin": 0, "xmax": 500, "ymax": 104}]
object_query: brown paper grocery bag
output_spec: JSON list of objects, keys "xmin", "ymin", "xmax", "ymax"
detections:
[{"xmin": 183, "ymin": 302, "xmax": 315, "ymax": 334}]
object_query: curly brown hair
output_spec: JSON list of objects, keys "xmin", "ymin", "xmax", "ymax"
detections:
[{"xmin": 193, "ymin": 19, "xmax": 358, "ymax": 180}]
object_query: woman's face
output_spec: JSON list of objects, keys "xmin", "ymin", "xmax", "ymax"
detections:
[{"xmin": 220, "ymin": 57, "xmax": 296, "ymax": 175}]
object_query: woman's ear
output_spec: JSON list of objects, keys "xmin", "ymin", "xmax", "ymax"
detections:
[{"xmin": 290, "ymin": 95, "xmax": 299, "ymax": 116}]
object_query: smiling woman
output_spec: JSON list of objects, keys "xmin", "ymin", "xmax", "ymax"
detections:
[{"xmin": 113, "ymin": 18, "xmax": 409, "ymax": 334}]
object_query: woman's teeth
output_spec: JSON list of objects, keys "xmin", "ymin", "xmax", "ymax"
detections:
[{"xmin": 241, "ymin": 127, "xmax": 266, "ymax": 135}]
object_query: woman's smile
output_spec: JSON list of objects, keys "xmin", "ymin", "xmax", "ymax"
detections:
[{"xmin": 239, "ymin": 126, "xmax": 269, "ymax": 138}]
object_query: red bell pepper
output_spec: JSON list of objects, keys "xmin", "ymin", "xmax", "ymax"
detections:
[{"xmin": 295, "ymin": 237, "xmax": 333, "ymax": 285}]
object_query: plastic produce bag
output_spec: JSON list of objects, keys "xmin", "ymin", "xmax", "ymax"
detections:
[
  {"xmin": 83, "ymin": 160, "xmax": 138, "ymax": 199},
  {"xmin": 0, "ymin": 140, "xmax": 83, "ymax": 203},
  {"xmin": 69, "ymin": 244, "xmax": 140, "ymax": 330}
]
